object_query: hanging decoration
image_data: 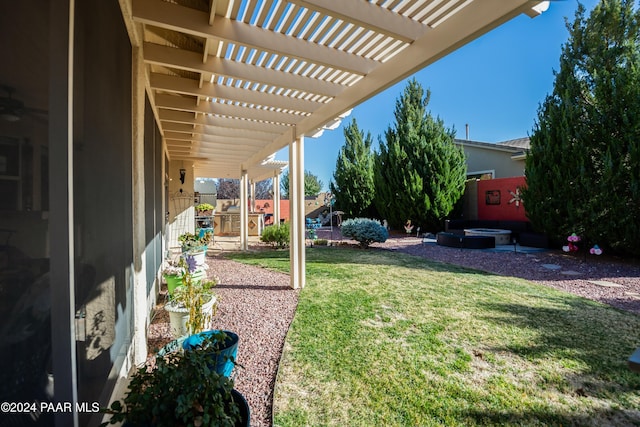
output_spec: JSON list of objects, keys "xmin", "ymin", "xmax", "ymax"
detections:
[{"xmin": 508, "ymin": 188, "xmax": 522, "ymax": 208}]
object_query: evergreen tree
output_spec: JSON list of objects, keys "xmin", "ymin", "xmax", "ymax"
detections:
[
  {"xmin": 523, "ymin": 0, "xmax": 640, "ymax": 255},
  {"xmin": 374, "ymin": 78, "xmax": 466, "ymax": 231},
  {"xmin": 330, "ymin": 118, "xmax": 376, "ymax": 218},
  {"xmin": 280, "ymin": 170, "xmax": 323, "ymax": 199}
]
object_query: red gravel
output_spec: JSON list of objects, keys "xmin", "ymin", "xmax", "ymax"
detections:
[
  {"xmin": 147, "ymin": 231, "xmax": 640, "ymax": 426},
  {"xmin": 147, "ymin": 255, "xmax": 297, "ymax": 427}
]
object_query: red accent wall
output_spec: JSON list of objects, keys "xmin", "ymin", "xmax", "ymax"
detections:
[
  {"xmin": 477, "ymin": 177, "xmax": 528, "ymax": 221},
  {"xmin": 254, "ymin": 200, "xmax": 290, "ymax": 222}
]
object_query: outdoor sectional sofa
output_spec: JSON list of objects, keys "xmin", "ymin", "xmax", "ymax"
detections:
[
  {"xmin": 443, "ymin": 219, "xmax": 549, "ymax": 248},
  {"xmin": 436, "ymin": 232, "xmax": 496, "ymax": 249}
]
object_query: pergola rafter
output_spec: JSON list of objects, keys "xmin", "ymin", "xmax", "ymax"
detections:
[{"xmin": 130, "ymin": 0, "xmax": 548, "ymax": 181}]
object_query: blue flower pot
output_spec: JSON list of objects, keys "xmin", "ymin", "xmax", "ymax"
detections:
[{"xmin": 182, "ymin": 330, "xmax": 239, "ymax": 377}]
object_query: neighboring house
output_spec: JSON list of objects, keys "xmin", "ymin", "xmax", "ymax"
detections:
[
  {"xmin": 194, "ymin": 179, "xmax": 217, "ymax": 209},
  {"xmin": 454, "ymin": 137, "xmax": 530, "ymax": 179}
]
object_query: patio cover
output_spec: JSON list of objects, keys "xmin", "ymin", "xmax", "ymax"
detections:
[
  {"xmin": 123, "ymin": 0, "xmax": 549, "ymax": 178},
  {"xmin": 120, "ymin": 0, "xmax": 550, "ymax": 287}
]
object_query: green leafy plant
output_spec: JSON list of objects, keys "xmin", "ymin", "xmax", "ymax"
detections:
[
  {"xmin": 179, "ymin": 232, "xmax": 210, "ymax": 252},
  {"xmin": 161, "ymin": 258, "xmax": 187, "ymax": 277},
  {"xmin": 170, "ymin": 255, "xmax": 219, "ymax": 335},
  {"xmin": 101, "ymin": 334, "xmax": 241, "ymax": 427},
  {"xmin": 260, "ymin": 222, "xmax": 290, "ymax": 248},
  {"xmin": 196, "ymin": 203, "xmax": 215, "ymax": 213},
  {"xmin": 341, "ymin": 218, "xmax": 388, "ymax": 248}
]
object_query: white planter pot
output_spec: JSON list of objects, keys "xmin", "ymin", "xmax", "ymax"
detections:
[
  {"xmin": 186, "ymin": 249, "xmax": 207, "ymax": 267},
  {"xmin": 165, "ymin": 294, "xmax": 216, "ymax": 338}
]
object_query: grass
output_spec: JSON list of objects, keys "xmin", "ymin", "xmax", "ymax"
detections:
[{"xmin": 227, "ymin": 248, "xmax": 640, "ymax": 426}]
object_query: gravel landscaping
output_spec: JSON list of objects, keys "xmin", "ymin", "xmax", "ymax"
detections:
[
  {"xmin": 148, "ymin": 256, "xmax": 297, "ymax": 427},
  {"xmin": 147, "ymin": 231, "xmax": 640, "ymax": 426}
]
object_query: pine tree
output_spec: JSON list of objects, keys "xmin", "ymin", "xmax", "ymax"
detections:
[
  {"xmin": 374, "ymin": 78, "xmax": 466, "ymax": 231},
  {"xmin": 523, "ymin": 0, "xmax": 640, "ymax": 255},
  {"xmin": 330, "ymin": 118, "xmax": 376, "ymax": 218}
]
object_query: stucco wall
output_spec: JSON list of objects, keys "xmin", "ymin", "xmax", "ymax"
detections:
[{"xmin": 461, "ymin": 144, "xmax": 525, "ymax": 179}]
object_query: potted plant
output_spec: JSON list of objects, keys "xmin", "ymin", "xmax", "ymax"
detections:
[
  {"xmin": 100, "ymin": 334, "xmax": 250, "ymax": 426},
  {"xmin": 161, "ymin": 257, "xmax": 207, "ymax": 297},
  {"xmin": 181, "ymin": 330, "xmax": 239, "ymax": 378},
  {"xmin": 159, "ymin": 330, "xmax": 239, "ymax": 378},
  {"xmin": 165, "ymin": 255, "xmax": 218, "ymax": 337},
  {"xmin": 178, "ymin": 232, "xmax": 210, "ymax": 265},
  {"xmin": 178, "ymin": 232, "xmax": 208, "ymax": 251},
  {"xmin": 195, "ymin": 202, "xmax": 215, "ymax": 216}
]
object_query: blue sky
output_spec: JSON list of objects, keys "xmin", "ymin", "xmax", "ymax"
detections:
[{"xmin": 274, "ymin": 0, "xmax": 600, "ymax": 191}]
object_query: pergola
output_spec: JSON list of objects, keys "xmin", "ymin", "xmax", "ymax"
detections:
[{"xmin": 120, "ymin": 0, "xmax": 549, "ymax": 288}]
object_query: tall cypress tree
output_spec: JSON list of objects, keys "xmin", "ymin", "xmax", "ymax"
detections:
[
  {"xmin": 523, "ymin": 0, "xmax": 640, "ymax": 255},
  {"xmin": 374, "ymin": 78, "xmax": 466, "ymax": 231},
  {"xmin": 330, "ymin": 118, "xmax": 375, "ymax": 218}
]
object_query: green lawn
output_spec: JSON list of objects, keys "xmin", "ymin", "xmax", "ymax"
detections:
[{"xmin": 228, "ymin": 248, "xmax": 640, "ymax": 426}]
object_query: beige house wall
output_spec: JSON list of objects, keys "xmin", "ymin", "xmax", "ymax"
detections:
[{"xmin": 461, "ymin": 145, "xmax": 525, "ymax": 179}]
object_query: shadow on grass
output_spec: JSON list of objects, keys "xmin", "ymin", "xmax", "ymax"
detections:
[
  {"xmin": 233, "ymin": 244, "xmax": 520, "ymax": 275},
  {"xmin": 307, "ymin": 246, "xmax": 484, "ymax": 274},
  {"xmin": 457, "ymin": 406, "xmax": 637, "ymax": 426},
  {"xmin": 478, "ymin": 299, "xmax": 640, "ymax": 393}
]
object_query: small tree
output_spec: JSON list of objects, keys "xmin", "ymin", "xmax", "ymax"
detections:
[
  {"xmin": 281, "ymin": 170, "xmax": 324, "ymax": 199},
  {"xmin": 331, "ymin": 118, "xmax": 376, "ymax": 218},
  {"xmin": 374, "ymin": 79, "xmax": 466, "ymax": 231}
]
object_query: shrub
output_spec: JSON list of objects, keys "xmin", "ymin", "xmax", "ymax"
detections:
[
  {"xmin": 341, "ymin": 218, "xmax": 388, "ymax": 248},
  {"xmin": 260, "ymin": 222, "xmax": 290, "ymax": 248},
  {"xmin": 314, "ymin": 239, "xmax": 329, "ymax": 246}
]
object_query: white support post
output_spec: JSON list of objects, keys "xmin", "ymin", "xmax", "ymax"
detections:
[
  {"xmin": 289, "ymin": 135, "xmax": 306, "ymax": 289},
  {"xmin": 131, "ymin": 45, "xmax": 148, "ymax": 366},
  {"xmin": 250, "ymin": 180, "xmax": 256, "ymax": 212},
  {"xmin": 273, "ymin": 171, "xmax": 281, "ymax": 225},
  {"xmin": 240, "ymin": 169, "xmax": 248, "ymax": 251}
]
